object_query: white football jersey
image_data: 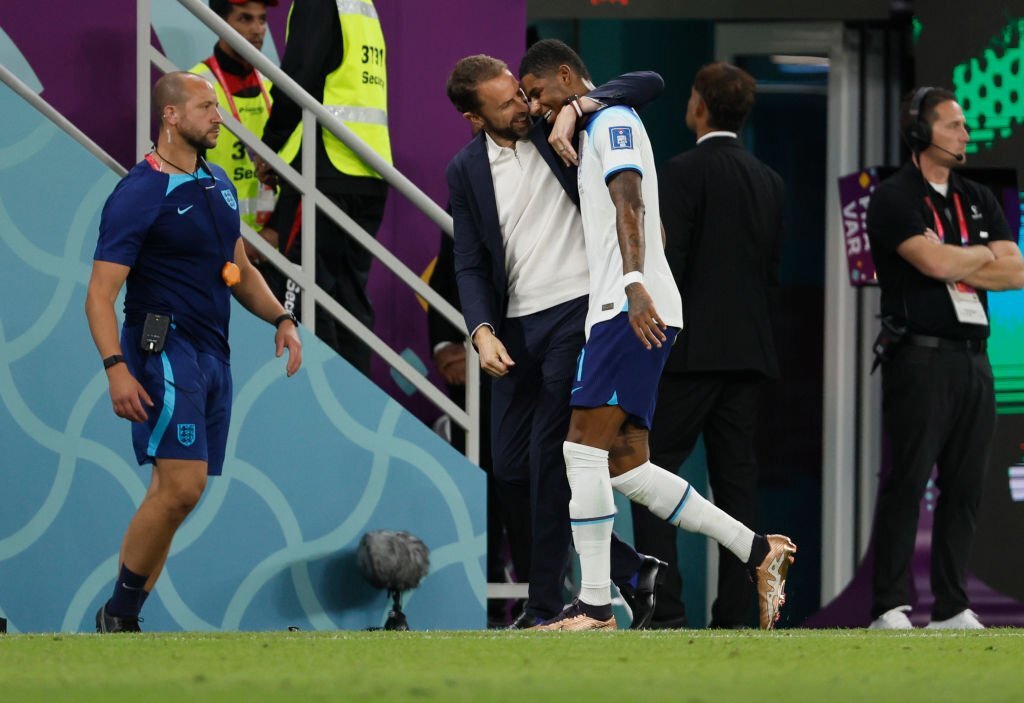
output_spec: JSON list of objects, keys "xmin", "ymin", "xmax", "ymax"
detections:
[{"xmin": 576, "ymin": 105, "xmax": 683, "ymax": 338}]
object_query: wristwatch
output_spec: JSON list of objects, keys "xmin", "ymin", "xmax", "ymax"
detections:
[{"xmin": 273, "ymin": 311, "xmax": 298, "ymax": 329}]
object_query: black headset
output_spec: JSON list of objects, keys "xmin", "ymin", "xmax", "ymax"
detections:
[{"xmin": 904, "ymin": 86, "xmax": 936, "ymax": 153}]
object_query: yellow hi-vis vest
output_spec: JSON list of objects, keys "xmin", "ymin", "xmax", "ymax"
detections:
[
  {"xmin": 190, "ymin": 59, "xmax": 275, "ymax": 229},
  {"xmin": 278, "ymin": 0, "xmax": 392, "ymax": 178}
]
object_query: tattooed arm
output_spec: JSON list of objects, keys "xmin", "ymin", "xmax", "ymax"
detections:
[{"xmin": 608, "ymin": 171, "xmax": 667, "ymax": 349}]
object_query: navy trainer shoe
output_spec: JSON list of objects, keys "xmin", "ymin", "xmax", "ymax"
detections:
[{"xmin": 95, "ymin": 603, "xmax": 142, "ymax": 633}]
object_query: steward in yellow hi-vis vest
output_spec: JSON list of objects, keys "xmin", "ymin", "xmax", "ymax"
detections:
[
  {"xmin": 192, "ymin": 53, "xmax": 276, "ymax": 228},
  {"xmin": 259, "ymin": 0, "xmax": 391, "ymax": 376},
  {"xmin": 278, "ymin": 0, "xmax": 393, "ymax": 177},
  {"xmin": 190, "ymin": 0, "xmax": 280, "ymax": 230}
]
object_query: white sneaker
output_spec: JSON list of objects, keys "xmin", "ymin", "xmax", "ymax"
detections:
[
  {"xmin": 926, "ymin": 609, "xmax": 985, "ymax": 629},
  {"xmin": 869, "ymin": 605, "xmax": 913, "ymax": 629}
]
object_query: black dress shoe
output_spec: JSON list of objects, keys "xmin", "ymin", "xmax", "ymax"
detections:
[
  {"xmin": 619, "ymin": 555, "xmax": 668, "ymax": 630},
  {"xmin": 507, "ymin": 610, "xmax": 544, "ymax": 629},
  {"xmin": 648, "ymin": 615, "xmax": 689, "ymax": 630}
]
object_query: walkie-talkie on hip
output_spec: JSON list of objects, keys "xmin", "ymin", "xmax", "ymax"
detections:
[{"xmin": 140, "ymin": 313, "xmax": 170, "ymax": 353}]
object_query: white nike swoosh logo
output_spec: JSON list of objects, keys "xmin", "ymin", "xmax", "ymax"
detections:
[{"xmin": 177, "ymin": 205, "xmax": 194, "ymax": 215}]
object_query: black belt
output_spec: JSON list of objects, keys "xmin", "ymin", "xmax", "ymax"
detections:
[{"xmin": 905, "ymin": 334, "xmax": 986, "ymax": 353}]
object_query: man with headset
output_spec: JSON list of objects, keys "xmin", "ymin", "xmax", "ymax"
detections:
[
  {"xmin": 866, "ymin": 86, "xmax": 1024, "ymax": 629},
  {"xmin": 86, "ymin": 72, "xmax": 302, "ymax": 632}
]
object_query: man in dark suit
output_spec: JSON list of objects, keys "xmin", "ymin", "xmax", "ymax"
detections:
[
  {"xmin": 444, "ymin": 54, "xmax": 667, "ymax": 628},
  {"xmin": 637, "ymin": 62, "xmax": 785, "ymax": 629},
  {"xmin": 428, "ymin": 221, "xmax": 532, "ymax": 627}
]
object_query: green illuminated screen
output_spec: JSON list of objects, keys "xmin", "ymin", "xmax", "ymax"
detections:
[
  {"xmin": 917, "ymin": 3, "xmax": 1024, "ymax": 414},
  {"xmin": 952, "ymin": 19, "xmax": 1024, "ymax": 156}
]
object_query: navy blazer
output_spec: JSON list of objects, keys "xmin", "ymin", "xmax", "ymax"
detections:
[{"xmin": 446, "ymin": 72, "xmax": 665, "ymax": 339}]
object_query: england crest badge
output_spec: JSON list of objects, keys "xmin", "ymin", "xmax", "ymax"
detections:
[{"xmin": 177, "ymin": 423, "xmax": 196, "ymax": 447}]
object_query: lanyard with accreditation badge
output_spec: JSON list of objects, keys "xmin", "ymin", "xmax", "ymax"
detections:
[
  {"xmin": 203, "ymin": 56, "xmax": 272, "ymax": 133},
  {"xmin": 923, "ymin": 190, "xmax": 988, "ymax": 325},
  {"xmin": 203, "ymin": 56, "xmax": 277, "ymax": 225}
]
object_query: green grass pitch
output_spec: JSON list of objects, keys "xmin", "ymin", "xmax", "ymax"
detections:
[{"xmin": 2, "ymin": 629, "xmax": 1022, "ymax": 702}]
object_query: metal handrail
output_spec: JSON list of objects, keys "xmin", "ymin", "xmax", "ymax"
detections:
[
  {"xmin": 137, "ymin": 0, "xmax": 479, "ymax": 462},
  {"xmin": 179, "ymin": 0, "xmax": 453, "ymax": 235},
  {"xmin": 0, "ymin": 64, "xmax": 126, "ymax": 178},
  {"xmin": 0, "ymin": 58, "xmax": 456, "ymax": 430},
  {"xmin": 146, "ymin": 50, "xmax": 471, "ymax": 429},
  {"xmin": 145, "ymin": 37, "xmax": 465, "ymax": 337}
]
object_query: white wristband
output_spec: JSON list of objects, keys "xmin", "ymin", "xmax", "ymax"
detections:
[{"xmin": 622, "ymin": 271, "xmax": 644, "ymax": 288}]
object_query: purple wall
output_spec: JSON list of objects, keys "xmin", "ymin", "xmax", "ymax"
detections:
[
  {"xmin": 1, "ymin": 0, "xmax": 527, "ymax": 424},
  {"xmin": 2, "ymin": 0, "xmax": 138, "ymax": 167}
]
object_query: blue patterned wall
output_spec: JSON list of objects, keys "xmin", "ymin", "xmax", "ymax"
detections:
[{"xmin": 0, "ymin": 80, "xmax": 485, "ymax": 633}]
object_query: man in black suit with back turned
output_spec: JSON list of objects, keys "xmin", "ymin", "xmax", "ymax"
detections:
[{"xmin": 636, "ymin": 63, "xmax": 785, "ymax": 629}]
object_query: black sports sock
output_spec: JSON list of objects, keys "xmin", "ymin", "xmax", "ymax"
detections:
[
  {"xmin": 746, "ymin": 534, "xmax": 770, "ymax": 575},
  {"xmin": 107, "ymin": 564, "xmax": 148, "ymax": 617},
  {"xmin": 577, "ymin": 600, "xmax": 613, "ymax": 621}
]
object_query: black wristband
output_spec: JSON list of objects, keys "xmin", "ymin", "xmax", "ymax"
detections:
[
  {"xmin": 103, "ymin": 354, "xmax": 126, "ymax": 370},
  {"xmin": 273, "ymin": 312, "xmax": 298, "ymax": 329}
]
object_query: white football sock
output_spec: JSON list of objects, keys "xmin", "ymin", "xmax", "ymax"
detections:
[
  {"xmin": 611, "ymin": 461, "xmax": 754, "ymax": 562},
  {"xmin": 564, "ymin": 441, "xmax": 615, "ymax": 607}
]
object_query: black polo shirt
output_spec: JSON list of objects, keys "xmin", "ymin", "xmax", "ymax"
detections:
[{"xmin": 866, "ymin": 162, "xmax": 1012, "ymax": 339}]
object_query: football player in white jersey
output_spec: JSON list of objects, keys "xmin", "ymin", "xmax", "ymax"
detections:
[{"xmin": 520, "ymin": 40, "xmax": 795, "ymax": 631}]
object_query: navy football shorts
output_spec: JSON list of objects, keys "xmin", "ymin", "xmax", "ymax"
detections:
[
  {"xmin": 569, "ymin": 312, "xmax": 679, "ymax": 429},
  {"xmin": 121, "ymin": 325, "xmax": 232, "ymax": 475}
]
